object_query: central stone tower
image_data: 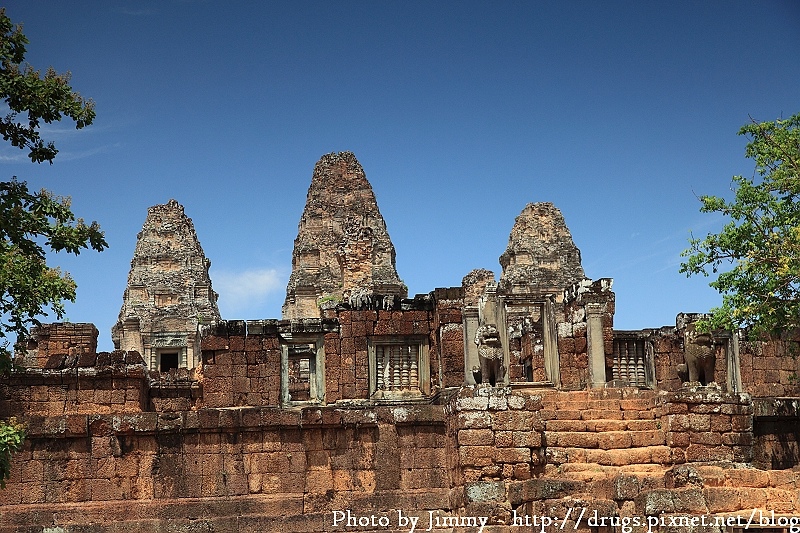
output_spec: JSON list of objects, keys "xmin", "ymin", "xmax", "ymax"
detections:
[
  {"xmin": 499, "ymin": 202, "xmax": 585, "ymax": 293},
  {"xmin": 112, "ymin": 199, "xmax": 220, "ymax": 371},
  {"xmin": 282, "ymin": 151, "xmax": 407, "ymax": 319}
]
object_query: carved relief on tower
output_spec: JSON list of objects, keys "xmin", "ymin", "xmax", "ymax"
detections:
[{"xmin": 283, "ymin": 152, "xmax": 407, "ymax": 319}]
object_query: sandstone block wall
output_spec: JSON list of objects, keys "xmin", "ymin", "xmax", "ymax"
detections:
[
  {"xmin": 18, "ymin": 323, "xmax": 99, "ymax": 369},
  {"xmin": 4, "ymin": 374, "xmax": 800, "ymax": 531},
  {"xmin": 446, "ymin": 387, "xmax": 544, "ymax": 489},
  {"xmin": 201, "ymin": 305, "xmax": 456, "ymax": 405},
  {"xmin": 326, "ymin": 308, "xmax": 437, "ymax": 401},
  {"xmin": 739, "ymin": 338, "xmax": 800, "ymax": 397},
  {"xmin": 753, "ymin": 398, "xmax": 800, "ymax": 470},
  {"xmin": 651, "ymin": 329, "xmax": 687, "ymax": 392},
  {"xmin": 149, "ymin": 368, "xmax": 203, "ymax": 411},
  {"xmin": 0, "ymin": 355, "xmax": 148, "ymax": 417},
  {"xmin": 200, "ymin": 320, "xmax": 284, "ymax": 408},
  {"xmin": 432, "ymin": 287, "xmax": 466, "ymax": 389},
  {"xmin": 560, "ymin": 278, "xmax": 616, "ymax": 390},
  {"xmin": 661, "ymin": 386, "xmax": 754, "ymax": 464},
  {"xmin": 0, "ymin": 405, "xmax": 450, "ymax": 532},
  {"xmin": 559, "ymin": 299, "xmax": 591, "ymax": 389}
]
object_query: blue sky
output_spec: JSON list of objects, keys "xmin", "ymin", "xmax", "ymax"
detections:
[{"xmin": 2, "ymin": 1, "xmax": 799, "ymax": 351}]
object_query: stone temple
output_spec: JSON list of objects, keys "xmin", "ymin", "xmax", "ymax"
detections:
[
  {"xmin": 3, "ymin": 152, "xmax": 800, "ymax": 531},
  {"xmin": 499, "ymin": 201, "xmax": 585, "ymax": 293}
]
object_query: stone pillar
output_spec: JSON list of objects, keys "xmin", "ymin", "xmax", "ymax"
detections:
[
  {"xmin": 726, "ymin": 331, "xmax": 743, "ymax": 394},
  {"xmin": 586, "ymin": 303, "xmax": 606, "ymax": 389}
]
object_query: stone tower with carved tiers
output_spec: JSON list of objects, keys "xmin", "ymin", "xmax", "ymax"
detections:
[
  {"xmin": 499, "ymin": 202, "xmax": 585, "ymax": 294},
  {"xmin": 111, "ymin": 199, "xmax": 220, "ymax": 371},
  {"xmin": 282, "ymin": 151, "xmax": 407, "ymax": 319}
]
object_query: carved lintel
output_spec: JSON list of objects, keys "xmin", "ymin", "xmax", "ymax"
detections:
[{"xmin": 151, "ymin": 334, "xmax": 188, "ymax": 348}]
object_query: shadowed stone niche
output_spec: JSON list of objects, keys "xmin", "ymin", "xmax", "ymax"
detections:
[
  {"xmin": 282, "ymin": 151, "xmax": 407, "ymax": 319},
  {"xmin": 111, "ymin": 199, "xmax": 220, "ymax": 372}
]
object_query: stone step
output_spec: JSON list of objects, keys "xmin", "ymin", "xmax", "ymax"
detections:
[
  {"xmin": 539, "ymin": 409, "xmax": 584, "ymax": 421},
  {"xmin": 541, "ymin": 400, "xmax": 590, "ymax": 411},
  {"xmin": 581, "ymin": 409, "xmax": 625, "ymax": 420},
  {"xmin": 541, "ymin": 398, "xmax": 627, "ymax": 410},
  {"xmin": 540, "ymin": 388, "xmax": 658, "ymax": 403},
  {"xmin": 545, "ymin": 445, "xmax": 674, "ymax": 466},
  {"xmin": 541, "ymin": 409, "xmax": 658, "ymax": 422},
  {"xmin": 550, "ymin": 463, "xmax": 664, "ymax": 475},
  {"xmin": 541, "ymin": 396, "xmax": 659, "ymax": 412},
  {"xmin": 546, "ymin": 418, "xmax": 660, "ymax": 433},
  {"xmin": 545, "ymin": 429, "xmax": 665, "ymax": 449},
  {"xmin": 544, "ymin": 463, "xmax": 670, "ymax": 484},
  {"xmin": 593, "ymin": 419, "xmax": 660, "ymax": 431}
]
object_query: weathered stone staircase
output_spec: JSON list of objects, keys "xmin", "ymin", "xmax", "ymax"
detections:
[
  {"xmin": 511, "ymin": 388, "xmax": 799, "ymax": 522},
  {"xmin": 539, "ymin": 388, "xmax": 672, "ymax": 481}
]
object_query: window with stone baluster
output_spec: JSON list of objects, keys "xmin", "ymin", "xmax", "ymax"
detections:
[
  {"xmin": 609, "ymin": 334, "xmax": 654, "ymax": 388},
  {"xmin": 368, "ymin": 336, "xmax": 430, "ymax": 400}
]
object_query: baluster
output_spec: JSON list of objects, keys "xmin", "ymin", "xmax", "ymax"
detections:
[
  {"xmin": 619, "ymin": 341, "xmax": 629, "ymax": 383},
  {"xmin": 401, "ymin": 347, "xmax": 410, "ymax": 388},
  {"xmin": 376, "ymin": 346, "xmax": 385, "ymax": 390},
  {"xmin": 635, "ymin": 341, "xmax": 646, "ymax": 387},
  {"xmin": 410, "ymin": 346, "xmax": 418, "ymax": 389},
  {"xmin": 392, "ymin": 345, "xmax": 401, "ymax": 389}
]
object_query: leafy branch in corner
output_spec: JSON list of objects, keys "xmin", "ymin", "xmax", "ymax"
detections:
[{"xmin": 681, "ymin": 113, "xmax": 800, "ymax": 338}]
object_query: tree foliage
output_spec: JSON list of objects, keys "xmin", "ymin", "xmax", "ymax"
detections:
[
  {"xmin": 0, "ymin": 8, "xmax": 106, "ymax": 487},
  {"xmin": 681, "ymin": 113, "xmax": 800, "ymax": 337},
  {"xmin": 0, "ymin": 417, "xmax": 23, "ymax": 488},
  {"xmin": 0, "ymin": 179, "xmax": 107, "ymax": 367},
  {"xmin": 0, "ymin": 8, "xmax": 95, "ymax": 164}
]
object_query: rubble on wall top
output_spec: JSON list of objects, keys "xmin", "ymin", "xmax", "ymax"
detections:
[
  {"xmin": 462, "ymin": 269, "xmax": 496, "ymax": 306},
  {"xmin": 564, "ymin": 277, "xmax": 613, "ymax": 303}
]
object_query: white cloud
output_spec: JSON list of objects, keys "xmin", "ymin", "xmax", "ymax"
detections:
[
  {"xmin": 212, "ymin": 268, "xmax": 285, "ymax": 318},
  {"xmin": 0, "ymin": 143, "xmax": 118, "ymax": 164},
  {"xmin": 56, "ymin": 143, "xmax": 119, "ymax": 161},
  {"xmin": 0, "ymin": 152, "xmax": 27, "ymax": 162}
]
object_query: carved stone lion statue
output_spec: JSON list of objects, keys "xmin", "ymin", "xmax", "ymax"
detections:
[
  {"xmin": 683, "ymin": 322, "xmax": 717, "ymax": 385},
  {"xmin": 474, "ymin": 324, "xmax": 505, "ymax": 386}
]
